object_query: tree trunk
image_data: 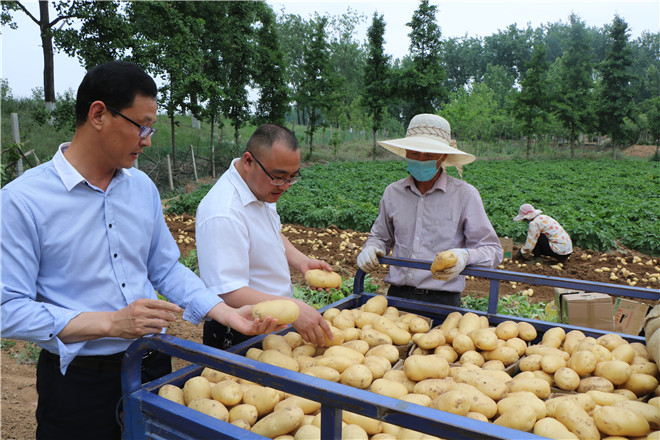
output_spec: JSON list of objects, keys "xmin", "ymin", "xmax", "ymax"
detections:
[
  {"xmin": 39, "ymin": 1, "xmax": 55, "ymax": 105},
  {"xmin": 170, "ymin": 114, "xmax": 176, "ymax": 167},
  {"xmin": 372, "ymin": 129, "xmax": 377, "ymax": 160}
]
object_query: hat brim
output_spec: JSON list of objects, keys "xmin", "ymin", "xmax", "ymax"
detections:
[{"xmin": 378, "ymin": 136, "xmax": 476, "ymax": 167}]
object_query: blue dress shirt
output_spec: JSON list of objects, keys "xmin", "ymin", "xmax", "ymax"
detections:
[{"xmin": 1, "ymin": 144, "xmax": 221, "ymax": 373}]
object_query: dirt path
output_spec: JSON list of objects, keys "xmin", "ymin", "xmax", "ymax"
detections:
[{"xmin": 2, "ymin": 214, "xmax": 658, "ymax": 439}]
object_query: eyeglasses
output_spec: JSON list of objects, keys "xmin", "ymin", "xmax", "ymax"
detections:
[
  {"xmin": 105, "ymin": 104, "xmax": 156, "ymax": 139},
  {"xmin": 250, "ymin": 152, "xmax": 302, "ymax": 186}
]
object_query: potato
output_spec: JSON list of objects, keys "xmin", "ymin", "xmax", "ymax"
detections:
[
  {"xmin": 621, "ymin": 373, "xmax": 659, "ymax": 397},
  {"xmin": 433, "ymin": 345, "xmax": 459, "ymax": 363},
  {"xmin": 533, "ymin": 417, "xmax": 579, "ymax": 440},
  {"xmin": 373, "ymin": 316, "xmax": 412, "ymax": 346},
  {"xmin": 458, "ymin": 312, "xmax": 481, "ymax": 335},
  {"xmin": 589, "ymin": 343, "xmax": 613, "ymax": 363},
  {"xmin": 284, "ymin": 332, "xmax": 304, "ymax": 349},
  {"xmin": 630, "ymin": 361, "xmax": 659, "ymax": 376},
  {"xmin": 593, "ymin": 405, "xmax": 651, "ymax": 437},
  {"xmin": 251, "ymin": 406, "xmax": 305, "ymax": 438},
  {"xmin": 211, "ymin": 379, "xmax": 243, "ymax": 406},
  {"xmin": 400, "ymin": 393, "xmax": 433, "ymax": 407},
  {"xmin": 382, "ymin": 306, "xmax": 399, "ymax": 320},
  {"xmin": 231, "ymin": 419, "xmax": 251, "ymax": 430},
  {"xmin": 333, "ymin": 310, "xmax": 356, "ymax": 330},
  {"xmin": 459, "ymin": 350, "xmax": 485, "ymax": 367},
  {"xmin": 585, "ymin": 389, "xmax": 628, "ymax": 406},
  {"xmin": 294, "ymin": 424, "xmax": 321, "ymax": 440},
  {"xmin": 430, "ymin": 389, "xmax": 471, "ymax": 416},
  {"xmin": 300, "ymin": 366, "xmax": 341, "ymax": 382},
  {"xmin": 342, "ymin": 424, "xmax": 368, "ymax": 440},
  {"xmin": 517, "ymin": 321, "xmax": 538, "ymax": 341},
  {"xmin": 494, "ymin": 405, "xmax": 537, "ymax": 432},
  {"xmin": 456, "ymin": 369, "xmax": 508, "ymax": 401},
  {"xmin": 483, "ymin": 360, "xmax": 505, "ymax": 371},
  {"xmin": 526, "ymin": 344, "xmax": 570, "ymax": 361},
  {"xmin": 569, "ymin": 350, "xmax": 598, "ymax": 376},
  {"xmin": 554, "ymin": 400, "xmax": 600, "ymax": 440},
  {"xmin": 563, "ymin": 330, "xmax": 587, "ymax": 354},
  {"xmin": 341, "ymin": 327, "xmax": 360, "ymax": 342},
  {"xmin": 200, "ymin": 367, "xmax": 233, "ymax": 383},
  {"xmin": 183, "ymin": 376, "xmax": 212, "ymax": 405},
  {"xmin": 597, "ymin": 333, "xmax": 627, "ymax": 351},
  {"xmin": 494, "ymin": 321, "xmax": 518, "ymax": 340},
  {"xmin": 452, "ymin": 334, "xmax": 475, "ymax": 355},
  {"xmin": 324, "ymin": 345, "xmax": 365, "ymax": 364},
  {"xmin": 323, "ymin": 308, "xmax": 341, "ymax": 322},
  {"xmin": 364, "ymin": 295, "xmax": 388, "ymax": 315},
  {"xmin": 246, "ymin": 347, "xmax": 263, "ymax": 360},
  {"xmin": 361, "ymin": 328, "xmax": 393, "ymax": 347},
  {"xmin": 413, "ymin": 378, "xmax": 455, "ymax": 399},
  {"xmin": 364, "ymin": 355, "xmax": 392, "ymax": 379},
  {"xmin": 187, "ymin": 398, "xmax": 229, "ymax": 421},
  {"xmin": 497, "ymin": 391, "xmax": 546, "ymax": 420},
  {"xmin": 466, "ymin": 412, "xmax": 489, "ymax": 423},
  {"xmin": 293, "ymin": 344, "xmax": 316, "ymax": 358},
  {"xmin": 611, "ymin": 343, "xmax": 636, "ymax": 363},
  {"xmin": 577, "ymin": 376, "xmax": 614, "ymax": 393},
  {"xmin": 408, "ymin": 317, "xmax": 431, "ymax": 334},
  {"xmin": 294, "ymin": 355, "xmax": 316, "ymax": 370},
  {"xmin": 259, "ymin": 350, "xmax": 300, "ymax": 372},
  {"xmin": 342, "ymin": 411, "xmax": 383, "ymax": 435},
  {"xmin": 340, "ymin": 364, "xmax": 373, "ymax": 389},
  {"xmin": 450, "ymin": 382, "xmax": 498, "ymax": 419},
  {"xmin": 553, "ymin": 367, "xmax": 580, "ymax": 391},
  {"xmin": 482, "ymin": 346, "xmax": 519, "ymax": 366},
  {"xmin": 532, "ymin": 370, "xmax": 554, "ymax": 387},
  {"xmin": 612, "ymin": 388, "xmax": 637, "ymax": 399},
  {"xmin": 252, "ymin": 299, "xmax": 300, "ymax": 324},
  {"xmin": 545, "ymin": 394, "xmax": 596, "ymax": 417},
  {"xmin": 594, "ymin": 360, "xmax": 632, "ymax": 385},
  {"xmin": 440, "ymin": 312, "xmax": 462, "ymax": 332},
  {"xmin": 158, "ymin": 384, "xmax": 185, "ymax": 405},
  {"xmin": 370, "ymin": 378, "xmax": 409, "ymax": 399},
  {"xmin": 431, "ymin": 250, "xmax": 458, "ymax": 273},
  {"xmin": 305, "ymin": 269, "xmax": 342, "ymax": 289},
  {"xmin": 366, "ymin": 344, "xmax": 400, "ymax": 364},
  {"xmin": 342, "ymin": 339, "xmax": 370, "ymax": 355},
  {"xmin": 541, "ymin": 327, "xmax": 566, "ymax": 348},
  {"xmin": 275, "ymin": 396, "xmax": 322, "ymax": 415},
  {"xmin": 243, "ymin": 386, "xmax": 282, "ymax": 416},
  {"xmin": 229, "ymin": 403, "xmax": 258, "ymax": 425},
  {"xmin": 404, "ymin": 354, "xmax": 449, "ymax": 381},
  {"xmin": 322, "ymin": 325, "xmax": 345, "ymax": 347},
  {"xmin": 541, "ymin": 354, "xmax": 566, "ymax": 374},
  {"xmin": 506, "ymin": 376, "xmax": 551, "ymax": 399},
  {"xmin": 470, "ymin": 328, "xmax": 499, "ymax": 351},
  {"xmin": 520, "ymin": 354, "xmax": 543, "ymax": 372},
  {"xmin": 612, "ymin": 399, "xmax": 660, "ymax": 429},
  {"xmin": 413, "ymin": 329, "xmax": 445, "ymax": 350},
  {"xmin": 504, "ymin": 337, "xmax": 527, "ymax": 356},
  {"xmin": 264, "ymin": 334, "xmax": 294, "ymax": 355}
]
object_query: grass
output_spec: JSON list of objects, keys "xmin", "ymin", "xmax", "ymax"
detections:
[{"xmin": 461, "ymin": 292, "xmax": 556, "ymax": 322}]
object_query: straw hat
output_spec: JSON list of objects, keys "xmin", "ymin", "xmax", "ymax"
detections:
[
  {"xmin": 377, "ymin": 114, "xmax": 476, "ymax": 167},
  {"xmin": 514, "ymin": 203, "xmax": 543, "ymax": 221}
]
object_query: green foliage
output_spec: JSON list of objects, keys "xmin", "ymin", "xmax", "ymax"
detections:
[
  {"xmin": 462, "ymin": 292, "xmax": 552, "ymax": 321},
  {"xmin": 294, "ymin": 275, "xmax": 380, "ymax": 309},
  {"xmin": 164, "ymin": 183, "xmax": 214, "ymax": 214},
  {"xmin": 179, "ymin": 249, "xmax": 199, "ymax": 275}
]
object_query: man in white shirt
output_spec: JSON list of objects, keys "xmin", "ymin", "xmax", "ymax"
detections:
[{"xmin": 196, "ymin": 124, "xmax": 333, "ymax": 348}]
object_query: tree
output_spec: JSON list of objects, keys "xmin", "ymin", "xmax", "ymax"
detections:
[
  {"xmin": 553, "ymin": 14, "xmax": 595, "ymax": 158},
  {"xmin": 596, "ymin": 15, "xmax": 634, "ymax": 158},
  {"xmin": 513, "ymin": 41, "xmax": 552, "ymax": 158},
  {"xmin": 399, "ymin": 0, "xmax": 446, "ymax": 124},
  {"xmin": 1, "ymin": 1, "xmax": 76, "ymax": 108},
  {"xmin": 482, "ymin": 24, "xmax": 535, "ymax": 84},
  {"xmin": 362, "ymin": 12, "xmax": 390, "ymax": 157},
  {"xmin": 277, "ymin": 13, "xmax": 312, "ymax": 126},
  {"xmin": 252, "ymin": 4, "xmax": 289, "ymax": 125},
  {"xmin": 299, "ymin": 16, "xmax": 333, "ymax": 158}
]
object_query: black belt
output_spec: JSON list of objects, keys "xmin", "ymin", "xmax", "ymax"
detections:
[
  {"xmin": 43, "ymin": 349, "xmax": 158, "ymax": 373},
  {"xmin": 397, "ymin": 285, "xmax": 448, "ymax": 295}
]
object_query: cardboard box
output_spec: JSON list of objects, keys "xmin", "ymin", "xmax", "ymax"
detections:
[
  {"xmin": 553, "ymin": 287, "xmax": 584, "ymax": 318},
  {"xmin": 613, "ymin": 298, "xmax": 650, "ymax": 335},
  {"xmin": 561, "ymin": 292, "xmax": 613, "ymax": 331},
  {"xmin": 499, "ymin": 237, "xmax": 513, "ymax": 259}
]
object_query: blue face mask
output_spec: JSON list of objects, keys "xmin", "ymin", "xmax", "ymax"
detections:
[{"xmin": 406, "ymin": 158, "xmax": 439, "ymax": 182}]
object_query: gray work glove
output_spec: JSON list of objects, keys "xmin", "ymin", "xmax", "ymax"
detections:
[
  {"xmin": 357, "ymin": 246, "xmax": 384, "ymax": 272},
  {"xmin": 432, "ymin": 248, "xmax": 470, "ymax": 281}
]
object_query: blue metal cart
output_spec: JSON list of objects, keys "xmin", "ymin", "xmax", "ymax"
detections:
[{"xmin": 121, "ymin": 256, "xmax": 658, "ymax": 439}]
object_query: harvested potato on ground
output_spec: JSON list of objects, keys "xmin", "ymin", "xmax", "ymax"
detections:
[
  {"xmin": 431, "ymin": 250, "xmax": 458, "ymax": 273},
  {"xmin": 252, "ymin": 299, "xmax": 300, "ymax": 324},
  {"xmin": 305, "ymin": 269, "xmax": 342, "ymax": 289}
]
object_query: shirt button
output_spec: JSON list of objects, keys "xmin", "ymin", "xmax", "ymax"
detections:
[
  {"xmin": 121, "ymin": 283, "xmax": 126, "ymax": 288},
  {"xmin": 114, "ymin": 254, "xmax": 118, "ymax": 258},
  {"xmin": 109, "ymin": 224, "xmax": 113, "ymax": 228}
]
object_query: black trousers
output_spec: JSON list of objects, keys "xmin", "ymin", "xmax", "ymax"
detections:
[
  {"xmin": 388, "ymin": 285, "xmax": 461, "ymax": 307},
  {"xmin": 36, "ymin": 349, "xmax": 171, "ymax": 440},
  {"xmin": 203, "ymin": 319, "xmax": 254, "ymax": 350},
  {"xmin": 533, "ymin": 234, "xmax": 571, "ymax": 262}
]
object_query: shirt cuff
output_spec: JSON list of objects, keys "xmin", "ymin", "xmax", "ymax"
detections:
[{"xmin": 182, "ymin": 290, "xmax": 224, "ymax": 325}]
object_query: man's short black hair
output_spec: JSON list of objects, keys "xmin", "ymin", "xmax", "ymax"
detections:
[
  {"xmin": 75, "ymin": 61, "xmax": 157, "ymax": 126},
  {"xmin": 246, "ymin": 124, "xmax": 299, "ymax": 153}
]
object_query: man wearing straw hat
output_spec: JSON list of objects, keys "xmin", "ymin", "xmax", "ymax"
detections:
[{"xmin": 357, "ymin": 114, "xmax": 503, "ymax": 306}]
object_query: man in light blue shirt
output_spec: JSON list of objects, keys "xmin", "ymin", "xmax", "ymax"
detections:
[{"xmin": 1, "ymin": 61, "xmax": 280, "ymax": 440}]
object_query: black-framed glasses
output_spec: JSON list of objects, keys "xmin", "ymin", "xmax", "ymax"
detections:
[
  {"xmin": 105, "ymin": 104, "xmax": 156, "ymax": 139},
  {"xmin": 250, "ymin": 152, "xmax": 302, "ymax": 186}
]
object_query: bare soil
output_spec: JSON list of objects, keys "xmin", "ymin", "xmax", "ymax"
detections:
[{"xmin": 2, "ymin": 215, "xmax": 658, "ymax": 440}]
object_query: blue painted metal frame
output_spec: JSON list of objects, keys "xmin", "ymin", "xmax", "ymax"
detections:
[{"xmin": 122, "ymin": 256, "xmax": 658, "ymax": 439}]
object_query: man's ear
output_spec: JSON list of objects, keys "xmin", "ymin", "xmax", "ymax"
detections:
[{"xmin": 88, "ymin": 101, "xmax": 106, "ymax": 132}]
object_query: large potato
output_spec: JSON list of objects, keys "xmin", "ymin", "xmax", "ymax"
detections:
[
  {"xmin": 458, "ymin": 312, "xmax": 481, "ymax": 335},
  {"xmin": 470, "ymin": 328, "xmax": 498, "ymax": 351},
  {"xmin": 456, "ymin": 369, "xmax": 508, "ymax": 400},
  {"xmin": 252, "ymin": 299, "xmax": 300, "ymax": 324},
  {"xmin": 434, "ymin": 345, "xmax": 459, "ymax": 363},
  {"xmin": 201, "ymin": 367, "xmax": 234, "ymax": 383},
  {"xmin": 361, "ymin": 328, "xmax": 393, "ymax": 347},
  {"xmin": 450, "ymin": 382, "xmax": 498, "ymax": 419},
  {"xmin": 211, "ymin": 379, "xmax": 243, "ymax": 406},
  {"xmin": 413, "ymin": 329, "xmax": 445, "ymax": 350},
  {"xmin": 370, "ymin": 378, "xmax": 409, "ymax": 399},
  {"xmin": 305, "ymin": 269, "xmax": 342, "ymax": 289},
  {"xmin": 404, "ymin": 354, "xmax": 449, "ymax": 381},
  {"xmin": 577, "ymin": 376, "xmax": 614, "ymax": 393},
  {"xmin": 493, "ymin": 405, "xmax": 537, "ymax": 432},
  {"xmin": 495, "ymin": 321, "xmax": 519, "ymax": 340},
  {"xmin": 553, "ymin": 367, "xmax": 580, "ymax": 391},
  {"xmin": 340, "ymin": 364, "xmax": 373, "ymax": 389},
  {"xmin": 593, "ymin": 359, "xmax": 632, "ymax": 385},
  {"xmin": 440, "ymin": 312, "xmax": 462, "ymax": 332},
  {"xmin": 243, "ymin": 386, "xmax": 282, "ymax": 416},
  {"xmin": 621, "ymin": 373, "xmax": 659, "ymax": 396},
  {"xmin": 533, "ymin": 417, "xmax": 579, "ymax": 440},
  {"xmin": 517, "ymin": 321, "xmax": 538, "ymax": 341},
  {"xmin": 316, "ymin": 356, "xmax": 354, "ymax": 373},
  {"xmin": 482, "ymin": 346, "xmax": 519, "ymax": 366},
  {"xmin": 568, "ymin": 350, "xmax": 598, "ymax": 376},
  {"xmin": 187, "ymin": 398, "xmax": 229, "ymax": 421},
  {"xmin": 413, "ymin": 378, "xmax": 455, "ymax": 399},
  {"xmin": 364, "ymin": 295, "xmax": 388, "ymax": 315},
  {"xmin": 554, "ymin": 400, "xmax": 600, "ymax": 440},
  {"xmin": 364, "ymin": 355, "xmax": 392, "ymax": 379},
  {"xmin": 259, "ymin": 349, "xmax": 300, "ymax": 372},
  {"xmin": 506, "ymin": 376, "xmax": 550, "ymax": 399},
  {"xmin": 366, "ymin": 344, "xmax": 400, "ymax": 364},
  {"xmin": 251, "ymin": 406, "xmax": 305, "ymax": 438},
  {"xmin": 275, "ymin": 396, "xmax": 322, "ymax": 415},
  {"xmin": 430, "ymin": 389, "xmax": 471, "ymax": 416},
  {"xmin": 263, "ymin": 334, "xmax": 293, "ymax": 355},
  {"xmin": 593, "ymin": 405, "xmax": 651, "ymax": 437},
  {"xmin": 300, "ymin": 366, "xmax": 341, "ymax": 382},
  {"xmin": 229, "ymin": 403, "xmax": 258, "ymax": 425},
  {"xmin": 612, "ymin": 399, "xmax": 660, "ymax": 429},
  {"xmin": 332, "ymin": 310, "xmax": 356, "ymax": 330},
  {"xmin": 497, "ymin": 391, "xmax": 546, "ymax": 420},
  {"xmin": 183, "ymin": 376, "xmax": 212, "ymax": 405},
  {"xmin": 373, "ymin": 316, "xmax": 412, "ymax": 346}
]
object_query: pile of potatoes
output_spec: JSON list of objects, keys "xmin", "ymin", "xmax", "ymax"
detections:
[{"xmin": 159, "ymin": 295, "xmax": 660, "ymax": 440}]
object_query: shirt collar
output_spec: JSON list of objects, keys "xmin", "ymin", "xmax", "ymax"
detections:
[
  {"xmin": 228, "ymin": 158, "xmax": 262, "ymax": 207},
  {"xmin": 53, "ymin": 143, "xmax": 131, "ymax": 192},
  {"xmin": 403, "ymin": 168, "xmax": 448, "ymax": 195}
]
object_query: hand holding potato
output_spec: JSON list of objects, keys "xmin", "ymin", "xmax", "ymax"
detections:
[
  {"xmin": 109, "ymin": 298, "xmax": 181, "ymax": 339},
  {"xmin": 206, "ymin": 302, "xmax": 285, "ymax": 336},
  {"xmin": 291, "ymin": 299, "xmax": 333, "ymax": 346},
  {"xmin": 431, "ymin": 249, "xmax": 469, "ymax": 281},
  {"xmin": 299, "ymin": 259, "xmax": 335, "ymax": 291},
  {"xmin": 305, "ymin": 269, "xmax": 342, "ymax": 289}
]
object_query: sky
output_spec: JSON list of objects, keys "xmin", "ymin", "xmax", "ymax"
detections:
[{"xmin": 1, "ymin": 0, "xmax": 658, "ymax": 98}]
